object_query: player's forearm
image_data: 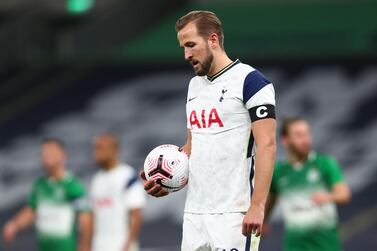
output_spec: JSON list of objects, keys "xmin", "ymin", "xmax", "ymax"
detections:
[
  {"xmin": 11, "ymin": 207, "xmax": 35, "ymax": 230},
  {"xmin": 78, "ymin": 212, "xmax": 92, "ymax": 251},
  {"xmin": 250, "ymin": 143, "xmax": 276, "ymax": 209},
  {"xmin": 180, "ymin": 129, "xmax": 192, "ymax": 156},
  {"xmin": 331, "ymin": 183, "xmax": 351, "ymax": 205},
  {"xmin": 78, "ymin": 232, "xmax": 91, "ymax": 251},
  {"xmin": 126, "ymin": 209, "xmax": 143, "ymax": 247}
]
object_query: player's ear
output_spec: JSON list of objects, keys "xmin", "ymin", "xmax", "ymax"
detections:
[{"xmin": 208, "ymin": 33, "xmax": 218, "ymax": 49}]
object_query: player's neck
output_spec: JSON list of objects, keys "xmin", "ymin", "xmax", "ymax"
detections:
[
  {"xmin": 102, "ymin": 159, "xmax": 118, "ymax": 171},
  {"xmin": 208, "ymin": 52, "xmax": 233, "ymax": 77},
  {"xmin": 288, "ymin": 152, "xmax": 309, "ymax": 165},
  {"xmin": 48, "ymin": 165, "xmax": 66, "ymax": 180}
]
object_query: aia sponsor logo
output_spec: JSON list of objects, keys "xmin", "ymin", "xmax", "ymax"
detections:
[
  {"xmin": 189, "ymin": 108, "xmax": 224, "ymax": 129},
  {"xmin": 95, "ymin": 197, "xmax": 113, "ymax": 208}
]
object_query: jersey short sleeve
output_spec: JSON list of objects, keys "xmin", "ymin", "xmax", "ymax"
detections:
[
  {"xmin": 124, "ymin": 173, "xmax": 146, "ymax": 209},
  {"xmin": 322, "ymin": 157, "xmax": 345, "ymax": 186},
  {"xmin": 243, "ymin": 70, "xmax": 276, "ymax": 122},
  {"xmin": 27, "ymin": 179, "xmax": 40, "ymax": 209},
  {"xmin": 68, "ymin": 177, "xmax": 90, "ymax": 212}
]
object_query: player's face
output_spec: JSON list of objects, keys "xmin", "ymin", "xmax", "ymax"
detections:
[
  {"xmin": 177, "ymin": 22, "xmax": 214, "ymax": 76},
  {"xmin": 41, "ymin": 143, "xmax": 66, "ymax": 173},
  {"xmin": 284, "ymin": 121, "xmax": 312, "ymax": 157},
  {"xmin": 93, "ymin": 137, "xmax": 117, "ymax": 167}
]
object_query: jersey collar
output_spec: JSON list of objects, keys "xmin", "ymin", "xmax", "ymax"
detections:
[
  {"xmin": 47, "ymin": 171, "xmax": 72, "ymax": 183},
  {"xmin": 308, "ymin": 151, "xmax": 317, "ymax": 162},
  {"xmin": 207, "ymin": 59, "xmax": 240, "ymax": 82},
  {"xmin": 289, "ymin": 151, "xmax": 317, "ymax": 169}
]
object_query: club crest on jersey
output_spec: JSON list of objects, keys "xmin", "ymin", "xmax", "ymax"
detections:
[
  {"xmin": 219, "ymin": 88, "xmax": 227, "ymax": 102},
  {"xmin": 189, "ymin": 108, "xmax": 224, "ymax": 129}
]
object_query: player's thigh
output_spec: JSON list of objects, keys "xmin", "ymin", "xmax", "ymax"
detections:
[
  {"xmin": 182, "ymin": 213, "xmax": 211, "ymax": 251},
  {"xmin": 205, "ymin": 213, "xmax": 260, "ymax": 251}
]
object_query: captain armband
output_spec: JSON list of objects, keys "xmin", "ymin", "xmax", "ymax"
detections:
[{"xmin": 248, "ymin": 104, "xmax": 276, "ymax": 122}]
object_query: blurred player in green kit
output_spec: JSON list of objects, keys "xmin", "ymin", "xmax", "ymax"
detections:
[
  {"xmin": 265, "ymin": 118, "xmax": 351, "ymax": 251},
  {"xmin": 2, "ymin": 138, "xmax": 92, "ymax": 251}
]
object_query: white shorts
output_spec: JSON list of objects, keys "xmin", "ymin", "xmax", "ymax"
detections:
[
  {"xmin": 92, "ymin": 236, "xmax": 139, "ymax": 251},
  {"xmin": 181, "ymin": 213, "xmax": 260, "ymax": 251}
]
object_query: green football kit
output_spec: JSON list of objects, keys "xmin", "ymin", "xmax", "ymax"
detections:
[
  {"xmin": 28, "ymin": 172, "xmax": 88, "ymax": 251},
  {"xmin": 271, "ymin": 152, "xmax": 345, "ymax": 251}
]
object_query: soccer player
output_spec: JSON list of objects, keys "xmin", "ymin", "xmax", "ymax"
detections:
[
  {"xmin": 264, "ymin": 117, "xmax": 351, "ymax": 251},
  {"xmin": 90, "ymin": 133, "xmax": 146, "ymax": 251},
  {"xmin": 2, "ymin": 138, "xmax": 91, "ymax": 251},
  {"xmin": 140, "ymin": 11, "xmax": 277, "ymax": 251}
]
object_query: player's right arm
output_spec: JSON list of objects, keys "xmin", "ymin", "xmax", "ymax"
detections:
[
  {"xmin": 179, "ymin": 129, "xmax": 192, "ymax": 156},
  {"xmin": 140, "ymin": 171, "xmax": 169, "ymax": 197},
  {"xmin": 3, "ymin": 179, "xmax": 39, "ymax": 242},
  {"xmin": 2, "ymin": 206, "xmax": 35, "ymax": 242}
]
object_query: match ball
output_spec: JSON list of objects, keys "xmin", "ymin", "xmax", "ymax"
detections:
[{"xmin": 144, "ymin": 144, "xmax": 189, "ymax": 192}]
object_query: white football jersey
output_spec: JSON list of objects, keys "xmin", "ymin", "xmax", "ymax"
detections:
[
  {"xmin": 185, "ymin": 59, "xmax": 276, "ymax": 213},
  {"xmin": 90, "ymin": 163, "xmax": 146, "ymax": 251}
]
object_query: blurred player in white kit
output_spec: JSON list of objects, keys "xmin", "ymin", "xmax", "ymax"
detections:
[{"xmin": 90, "ymin": 133, "xmax": 146, "ymax": 251}]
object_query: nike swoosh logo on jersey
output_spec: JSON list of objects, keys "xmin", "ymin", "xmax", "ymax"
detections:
[{"xmin": 188, "ymin": 97, "xmax": 198, "ymax": 102}]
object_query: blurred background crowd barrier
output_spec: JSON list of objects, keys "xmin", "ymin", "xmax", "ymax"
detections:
[{"xmin": 0, "ymin": 0, "xmax": 376, "ymax": 251}]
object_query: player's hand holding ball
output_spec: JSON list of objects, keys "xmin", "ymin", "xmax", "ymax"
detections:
[
  {"xmin": 140, "ymin": 144, "xmax": 189, "ymax": 198},
  {"xmin": 139, "ymin": 171, "xmax": 169, "ymax": 197}
]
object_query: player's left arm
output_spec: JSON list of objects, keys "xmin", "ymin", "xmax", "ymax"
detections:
[
  {"xmin": 331, "ymin": 182, "xmax": 351, "ymax": 204},
  {"xmin": 123, "ymin": 208, "xmax": 143, "ymax": 251},
  {"xmin": 312, "ymin": 158, "xmax": 351, "ymax": 205},
  {"xmin": 124, "ymin": 175, "xmax": 146, "ymax": 251},
  {"xmin": 179, "ymin": 129, "xmax": 192, "ymax": 156},
  {"xmin": 312, "ymin": 182, "xmax": 351, "ymax": 206},
  {"xmin": 241, "ymin": 70, "xmax": 276, "ymax": 237},
  {"xmin": 243, "ymin": 118, "xmax": 276, "ymax": 237}
]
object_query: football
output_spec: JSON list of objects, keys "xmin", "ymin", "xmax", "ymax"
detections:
[{"xmin": 144, "ymin": 144, "xmax": 189, "ymax": 192}]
